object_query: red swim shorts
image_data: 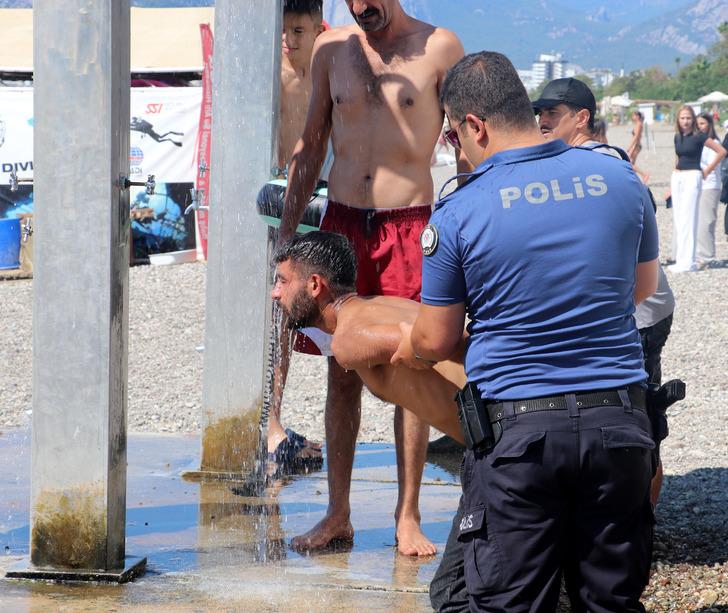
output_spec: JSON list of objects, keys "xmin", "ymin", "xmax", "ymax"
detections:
[{"xmin": 294, "ymin": 199, "xmax": 431, "ymax": 354}]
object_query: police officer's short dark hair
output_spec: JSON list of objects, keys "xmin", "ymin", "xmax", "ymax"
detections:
[
  {"xmin": 273, "ymin": 231, "xmax": 357, "ymax": 297},
  {"xmin": 441, "ymin": 51, "xmax": 535, "ymax": 131},
  {"xmin": 283, "ymin": 0, "xmax": 323, "ymax": 19}
]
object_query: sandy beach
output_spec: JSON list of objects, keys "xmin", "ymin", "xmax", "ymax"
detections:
[{"xmin": 1, "ymin": 122, "xmax": 727, "ymax": 610}]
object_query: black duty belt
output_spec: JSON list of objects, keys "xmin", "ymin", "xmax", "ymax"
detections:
[{"xmin": 485, "ymin": 384, "xmax": 645, "ymax": 423}]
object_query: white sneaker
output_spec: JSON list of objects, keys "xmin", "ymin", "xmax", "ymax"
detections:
[{"xmin": 667, "ymin": 264, "xmax": 697, "ymax": 273}]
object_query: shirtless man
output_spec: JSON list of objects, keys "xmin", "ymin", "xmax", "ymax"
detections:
[
  {"xmin": 271, "ymin": 231, "xmax": 465, "ymax": 445},
  {"xmin": 278, "ymin": 0, "xmax": 466, "ymax": 555}
]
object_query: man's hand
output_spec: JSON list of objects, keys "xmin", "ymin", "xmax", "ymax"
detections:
[{"xmin": 391, "ymin": 322, "xmax": 435, "ymax": 370}]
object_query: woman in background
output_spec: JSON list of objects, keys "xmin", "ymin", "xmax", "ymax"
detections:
[
  {"xmin": 695, "ymin": 112, "xmax": 724, "ymax": 266},
  {"xmin": 669, "ymin": 106, "xmax": 725, "ymax": 273},
  {"xmin": 628, "ymin": 110, "xmax": 650, "ymax": 183},
  {"xmin": 592, "ymin": 118, "xmax": 608, "ymax": 144}
]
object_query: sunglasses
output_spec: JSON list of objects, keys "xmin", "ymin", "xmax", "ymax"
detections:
[
  {"xmin": 443, "ymin": 119, "xmax": 465, "ymax": 149},
  {"xmin": 443, "ymin": 116, "xmax": 485, "ymax": 150}
]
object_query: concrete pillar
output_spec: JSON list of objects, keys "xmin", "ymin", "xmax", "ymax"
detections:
[
  {"xmin": 199, "ymin": 0, "xmax": 282, "ymax": 476},
  {"xmin": 7, "ymin": 0, "xmax": 144, "ymax": 581}
]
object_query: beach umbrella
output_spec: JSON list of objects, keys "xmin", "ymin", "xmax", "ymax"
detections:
[
  {"xmin": 609, "ymin": 94, "xmax": 632, "ymax": 108},
  {"xmin": 698, "ymin": 91, "xmax": 728, "ymax": 103}
]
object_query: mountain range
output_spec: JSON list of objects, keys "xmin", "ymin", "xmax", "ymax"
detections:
[
  {"xmin": 2, "ymin": 0, "xmax": 726, "ymax": 73},
  {"xmin": 325, "ymin": 0, "xmax": 728, "ymax": 73}
]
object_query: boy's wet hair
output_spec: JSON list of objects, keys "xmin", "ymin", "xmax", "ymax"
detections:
[
  {"xmin": 283, "ymin": 0, "xmax": 323, "ymax": 19},
  {"xmin": 274, "ymin": 231, "xmax": 357, "ymax": 297}
]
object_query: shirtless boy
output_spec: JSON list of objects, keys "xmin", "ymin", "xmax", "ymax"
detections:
[
  {"xmin": 277, "ymin": 0, "xmax": 325, "ymax": 172},
  {"xmin": 278, "ymin": 0, "xmax": 466, "ymax": 555},
  {"xmin": 271, "ymin": 231, "xmax": 465, "ymax": 447},
  {"xmin": 268, "ymin": 0, "xmax": 326, "ymax": 472}
]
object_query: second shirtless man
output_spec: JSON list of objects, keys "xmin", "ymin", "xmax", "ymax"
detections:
[{"xmin": 279, "ymin": 0, "xmax": 465, "ymax": 555}]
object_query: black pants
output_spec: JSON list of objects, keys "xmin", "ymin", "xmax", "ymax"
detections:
[
  {"xmin": 430, "ymin": 495, "xmax": 469, "ymax": 612},
  {"xmin": 431, "ymin": 399, "xmax": 655, "ymax": 612},
  {"xmin": 639, "ymin": 313, "xmax": 673, "ymax": 386}
]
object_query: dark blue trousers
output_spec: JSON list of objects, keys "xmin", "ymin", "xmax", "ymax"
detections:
[{"xmin": 433, "ymin": 398, "xmax": 655, "ymax": 613}]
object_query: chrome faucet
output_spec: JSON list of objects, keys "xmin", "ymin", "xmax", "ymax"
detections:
[
  {"xmin": 8, "ymin": 169, "xmax": 33, "ymax": 193},
  {"xmin": 121, "ymin": 174, "xmax": 156, "ymax": 195}
]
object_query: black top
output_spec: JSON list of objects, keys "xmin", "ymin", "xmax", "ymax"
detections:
[{"xmin": 674, "ymin": 132, "xmax": 708, "ymax": 171}]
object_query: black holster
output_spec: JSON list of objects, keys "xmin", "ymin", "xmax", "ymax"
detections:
[
  {"xmin": 456, "ymin": 382, "xmax": 496, "ymax": 452},
  {"xmin": 645, "ymin": 379, "xmax": 686, "ymax": 443}
]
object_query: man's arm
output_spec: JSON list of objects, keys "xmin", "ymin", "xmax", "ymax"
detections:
[
  {"xmin": 702, "ymin": 138, "xmax": 727, "ymax": 179},
  {"xmin": 279, "ymin": 35, "xmax": 334, "ymax": 241},
  {"xmin": 435, "ymin": 30, "xmax": 474, "ymax": 181},
  {"xmin": 410, "ymin": 302, "xmax": 466, "ymax": 363},
  {"xmin": 634, "ymin": 258, "xmax": 658, "ymax": 305}
]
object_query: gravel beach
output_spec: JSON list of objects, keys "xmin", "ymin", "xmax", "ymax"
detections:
[{"xmin": 1, "ymin": 123, "xmax": 726, "ymax": 610}]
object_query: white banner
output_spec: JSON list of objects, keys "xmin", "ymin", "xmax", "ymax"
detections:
[
  {"xmin": 1, "ymin": 87, "xmax": 202, "ymax": 256},
  {"xmin": 0, "ymin": 87, "xmax": 34, "ymax": 186},
  {"xmin": 129, "ymin": 87, "xmax": 202, "ymax": 183},
  {"xmin": 0, "ymin": 86, "xmax": 202, "ymax": 188}
]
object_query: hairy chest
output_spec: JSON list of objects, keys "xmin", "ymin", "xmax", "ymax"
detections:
[{"xmin": 328, "ymin": 39, "xmax": 438, "ymax": 112}]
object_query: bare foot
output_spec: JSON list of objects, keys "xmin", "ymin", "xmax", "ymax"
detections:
[
  {"xmin": 395, "ymin": 517, "xmax": 437, "ymax": 556},
  {"xmin": 291, "ymin": 514, "xmax": 354, "ymax": 553}
]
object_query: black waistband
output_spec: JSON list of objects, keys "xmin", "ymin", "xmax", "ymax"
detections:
[{"xmin": 486, "ymin": 384, "xmax": 645, "ymax": 423}]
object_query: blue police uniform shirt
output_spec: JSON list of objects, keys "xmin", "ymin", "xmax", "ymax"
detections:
[{"xmin": 422, "ymin": 139, "xmax": 659, "ymax": 400}]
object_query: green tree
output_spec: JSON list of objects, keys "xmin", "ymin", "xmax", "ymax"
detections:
[{"xmin": 706, "ymin": 22, "xmax": 728, "ymax": 93}]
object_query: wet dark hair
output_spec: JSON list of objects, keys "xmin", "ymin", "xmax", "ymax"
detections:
[
  {"xmin": 440, "ymin": 51, "xmax": 536, "ymax": 131},
  {"xmin": 274, "ymin": 231, "xmax": 357, "ymax": 297},
  {"xmin": 283, "ymin": 0, "xmax": 323, "ymax": 19},
  {"xmin": 697, "ymin": 112, "xmax": 718, "ymax": 140}
]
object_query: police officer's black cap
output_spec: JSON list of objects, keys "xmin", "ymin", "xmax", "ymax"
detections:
[{"xmin": 532, "ymin": 78, "xmax": 596, "ymax": 117}]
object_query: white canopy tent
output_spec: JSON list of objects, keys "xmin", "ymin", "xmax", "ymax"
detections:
[
  {"xmin": 698, "ymin": 91, "xmax": 728, "ymax": 104},
  {"xmin": 0, "ymin": 7, "xmax": 215, "ymax": 74}
]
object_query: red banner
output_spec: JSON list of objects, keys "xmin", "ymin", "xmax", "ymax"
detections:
[{"xmin": 195, "ymin": 23, "xmax": 214, "ymax": 259}]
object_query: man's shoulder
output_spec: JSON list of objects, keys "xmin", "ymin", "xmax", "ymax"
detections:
[
  {"xmin": 423, "ymin": 25, "xmax": 463, "ymax": 61},
  {"xmin": 311, "ymin": 26, "xmax": 355, "ymax": 57},
  {"xmin": 566, "ymin": 144, "xmax": 626, "ymax": 166},
  {"xmin": 426, "ymin": 25, "xmax": 461, "ymax": 46},
  {"xmin": 319, "ymin": 25, "xmax": 358, "ymax": 43}
]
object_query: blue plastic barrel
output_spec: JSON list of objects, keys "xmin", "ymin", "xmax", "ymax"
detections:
[{"xmin": 0, "ymin": 218, "xmax": 21, "ymax": 270}]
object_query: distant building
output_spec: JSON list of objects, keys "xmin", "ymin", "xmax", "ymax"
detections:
[
  {"xmin": 519, "ymin": 52, "xmax": 569, "ymax": 91},
  {"xmin": 519, "ymin": 54, "xmax": 616, "ymax": 93},
  {"xmin": 533, "ymin": 53, "xmax": 568, "ymax": 82},
  {"xmin": 585, "ymin": 68, "xmax": 615, "ymax": 88}
]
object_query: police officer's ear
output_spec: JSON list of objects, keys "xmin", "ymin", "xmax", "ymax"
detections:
[{"xmin": 464, "ymin": 113, "xmax": 489, "ymax": 147}]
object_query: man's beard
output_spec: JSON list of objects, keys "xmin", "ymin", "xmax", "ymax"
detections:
[
  {"xmin": 284, "ymin": 288, "xmax": 320, "ymax": 330},
  {"xmin": 352, "ymin": 7, "xmax": 386, "ymax": 32}
]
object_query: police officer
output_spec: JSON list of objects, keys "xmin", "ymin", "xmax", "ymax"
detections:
[
  {"xmin": 394, "ymin": 52, "xmax": 659, "ymax": 612},
  {"xmin": 534, "ymin": 78, "xmax": 677, "ymax": 507}
]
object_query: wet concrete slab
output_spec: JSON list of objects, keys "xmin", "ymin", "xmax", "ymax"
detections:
[{"xmin": 0, "ymin": 429, "xmax": 461, "ymax": 611}]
